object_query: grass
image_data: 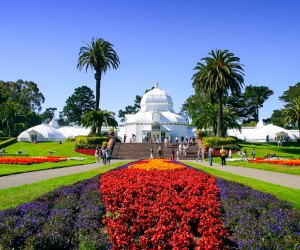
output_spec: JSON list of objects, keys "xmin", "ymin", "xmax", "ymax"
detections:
[
  {"xmin": 0, "ymin": 141, "xmax": 96, "ymax": 176},
  {"xmin": 186, "ymin": 162, "xmax": 300, "ymax": 210},
  {"xmin": 0, "ymin": 161, "xmax": 129, "ymax": 210},
  {"xmin": 212, "ymin": 142, "xmax": 300, "ymax": 175}
]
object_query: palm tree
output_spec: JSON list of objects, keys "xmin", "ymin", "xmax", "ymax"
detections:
[
  {"xmin": 77, "ymin": 38, "xmax": 120, "ymax": 110},
  {"xmin": 81, "ymin": 110, "xmax": 118, "ymax": 135},
  {"xmin": 0, "ymin": 101, "xmax": 21, "ymax": 137},
  {"xmin": 192, "ymin": 49, "xmax": 244, "ymax": 136},
  {"xmin": 283, "ymin": 97, "xmax": 300, "ymax": 138}
]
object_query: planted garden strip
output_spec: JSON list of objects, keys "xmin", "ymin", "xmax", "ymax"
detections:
[
  {"xmin": 249, "ymin": 158, "xmax": 300, "ymax": 166},
  {"xmin": 0, "ymin": 156, "xmax": 67, "ymax": 165},
  {"xmin": 100, "ymin": 160, "xmax": 229, "ymax": 249},
  {"xmin": 216, "ymin": 177, "xmax": 300, "ymax": 249},
  {"xmin": 0, "ymin": 176, "xmax": 110, "ymax": 249}
]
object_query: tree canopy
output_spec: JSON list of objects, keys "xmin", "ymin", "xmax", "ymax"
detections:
[
  {"xmin": 77, "ymin": 38, "xmax": 120, "ymax": 110},
  {"xmin": 192, "ymin": 49, "xmax": 244, "ymax": 136},
  {"xmin": 63, "ymin": 86, "xmax": 95, "ymax": 125}
]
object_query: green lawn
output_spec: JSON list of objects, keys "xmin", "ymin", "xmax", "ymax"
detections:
[
  {"xmin": 186, "ymin": 162, "xmax": 300, "ymax": 210},
  {"xmin": 212, "ymin": 142, "xmax": 300, "ymax": 175},
  {"xmin": 0, "ymin": 161, "xmax": 129, "ymax": 210},
  {"xmin": 0, "ymin": 142, "xmax": 96, "ymax": 176}
]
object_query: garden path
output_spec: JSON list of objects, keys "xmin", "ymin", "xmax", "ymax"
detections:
[
  {"xmin": 0, "ymin": 159, "xmax": 124, "ymax": 189},
  {"xmin": 0, "ymin": 159, "xmax": 299, "ymax": 190},
  {"xmin": 185, "ymin": 160, "xmax": 300, "ymax": 190}
]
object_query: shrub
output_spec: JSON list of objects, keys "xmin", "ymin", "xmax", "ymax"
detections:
[
  {"xmin": 75, "ymin": 136, "xmax": 109, "ymax": 146},
  {"xmin": 202, "ymin": 137, "xmax": 236, "ymax": 148}
]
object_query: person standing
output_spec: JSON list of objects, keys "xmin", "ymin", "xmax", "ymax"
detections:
[
  {"xmin": 106, "ymin": 148, "xmax": 111, "ymax": 165},
  {"xmin": 171, "ymin": 148, "xmax": 175, "ymax": 160},
  {"xmin": 220, "ymin": 146, "xmax": 227, "ymax": 166},
  {"xmin": 228, "ymin": 149, "xmax": 232, "ymax": 159},
  {"xmin": 176, "ymin": 150, "xmax": 180, "ymax": 161},
  {"xmin": 196, "ymin": 147, "xmax": 202, "ymax": 161},
  {"xmin": 251, "ymin": 148, "xmax": 256, "ymax": 159},
  {"xmin": 150, "ymin": 146, "xmax": 154, "ymax": 159},
  {"xmin": 101, "ymin": 148, "xmax": 107, "ymax": 165},
  {"xmin": 123, "ymin": 134, "xmax": 127, "ymax": 143},
  {"xmin": 208, "ymin": 146, "xmax": 213, "ymax": 166},
  {"xmin": 175, "ymin": 136, "xmax": 179, "ymax": 145},
  {"xmin": 95, "ymin": 146, "xmax": 100, "ymax": 163},
  {"xmin": 157, "ymin": 146, "xmax": 163, "ymax": 159}
]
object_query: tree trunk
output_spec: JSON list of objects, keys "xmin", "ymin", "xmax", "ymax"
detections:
[
  {"xmin": 94, "ymin": 72, "xmax": 101, "ymax": 111},
  {"xmin": 217, "ymin": 96, "xmax": 223, "ymax": 137}
]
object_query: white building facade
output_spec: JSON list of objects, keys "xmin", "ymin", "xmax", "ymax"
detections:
[{"xmin": 118, "ymin": 83, "xmax": 191, "ymax": 143}]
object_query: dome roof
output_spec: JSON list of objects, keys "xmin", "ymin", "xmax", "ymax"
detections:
[
  {"xmin": 126, "ymin": 111, "xmax": 187, "ymax": 124},
  {"xmin": 18, "ymin": 124, "xmax": 65, "ymax": 142},
  {"xmin": 140, "ymin": 82, "xmax": 174, "ymax": 112}
]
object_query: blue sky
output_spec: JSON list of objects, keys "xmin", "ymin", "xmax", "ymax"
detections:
[{"xmin": 1, "ymin": 0, "xmax": 299, "ymax": 123}]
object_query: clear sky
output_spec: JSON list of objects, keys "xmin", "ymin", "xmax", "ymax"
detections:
[{"xmin": 1, "ymin": 0, "xmax": 299, "ymax": 123}]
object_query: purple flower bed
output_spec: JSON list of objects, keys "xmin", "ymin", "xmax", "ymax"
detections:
[
  {"xmin": 0, "ymin": 170, "xmax": 299, "ymax": 249},
  {"xmin": 0, "ymin": 176, "xmax": 111, "ymax": 250},
  {"xmin": 217, "ymin": 178, "xmax": 300, "ymax": 249}
]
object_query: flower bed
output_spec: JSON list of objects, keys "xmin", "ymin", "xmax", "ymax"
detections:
[
  {"xmin": 249, "ymin": 158, "xmax": 300, "ymax": 166},
  {"xmin": 75, "ymin": 148, "xmax": 95, "ymax": 156},
  {"xmin": 0, "ymin": 176, "xmax": 110, "ymax": 249},
  {"xmin": 217, "ymin": 178, "xmax": 300, "ymax": 249},
  {"xmin": 0, "ymin": 156, "xmax": 67, "ymax": 165},
  {"xmin": 0, "ymin": 161, "xmax": 299, "ymax": 249},
  {"xmin": 100, "ymin": 161, "xmax": 229, "ymax": 249},
  {"xmin": 128, "ymin": 159, "xmax": 185, "ymax": 170}
]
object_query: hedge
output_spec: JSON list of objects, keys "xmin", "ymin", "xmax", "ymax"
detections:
[{"xmin": 0, "ymin": 138, "xmax": 17, "ymax": 148}]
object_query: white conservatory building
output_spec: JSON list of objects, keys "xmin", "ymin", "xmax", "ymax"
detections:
[{"xmin": 118, "ymin": 82, "xmax": 192, "ymax": 143}]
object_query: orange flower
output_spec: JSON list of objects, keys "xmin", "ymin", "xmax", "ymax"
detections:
[{"xmin": 128, "ymin": 159, "xmax": 185, "ymax": 171}]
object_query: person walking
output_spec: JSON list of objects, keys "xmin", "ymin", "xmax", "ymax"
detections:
[
  {"xmin": 196, "ymin": 147, "xmax": 202, "ymax": 161},
  {"xmin": 171, "ymin": 148, "xmax": 175, "ymax": 160},
  {"xmin": 176, "ymin": 150, "xmax": 180, "ymax": 161},
  {"xmin": 220, "ymin": 146, "xmax": 227, "ymax": 166},
  {"xmin": 150, "ymin": 146, "xmax": 154, "ymax": 159},
  {"xmin": 208, "ymin": 146, "xmax": 213, "ymax": 166}
]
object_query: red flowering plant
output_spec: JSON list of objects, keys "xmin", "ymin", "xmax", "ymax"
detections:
[
  {"xmin": 0, "ymin": 156, "xmax": 67, "ymax": 165},
  {"xmin": 74, "ymin": 148, "xmax": 95, "ymax": 156},
  {"xmin": 100, "ymin": 160, "xmax": 229, "ymax": 249},
  {"xmin": 248, "ymin": 158, "xmax": 300, "ymax": 166}
]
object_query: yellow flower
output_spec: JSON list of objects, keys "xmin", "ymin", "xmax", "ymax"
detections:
[{"xmin": 128, "ymin": 159, "xmax": 185, "ymax": 171}]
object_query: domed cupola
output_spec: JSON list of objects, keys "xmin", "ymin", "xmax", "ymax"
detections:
[{"xmin": 140, "ymin": 81, "xmax": 174, "ymax": 112}]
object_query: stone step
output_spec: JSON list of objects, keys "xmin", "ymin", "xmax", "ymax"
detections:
[{"xmin": 111, "ymin": 142, "xmax": 199, "ymax": 160}]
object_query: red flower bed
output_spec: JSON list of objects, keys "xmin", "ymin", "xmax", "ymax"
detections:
[
  {"xmin": 75, "ymin": 148, "xmax": 95, "ymax": 156},
  {"xmin": 249, "ymin": 158, "xmax": 300, "ymax": 166},
  {"xmin": 100, "ymin": 165, "xmax": 228, "ymax": 249},
  {"xmin": 0, "ymin": 156, "xmax": 67, "ymax": 165}
]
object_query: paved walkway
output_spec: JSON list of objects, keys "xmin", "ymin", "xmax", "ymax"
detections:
[
  {"xmin": 0, "ymin": 159, "xmax": 299, "ymax": 190},
  {"xmin": 185, "ymin": 160, "xmax": 300, "ymax": 190},
  {"xmin": 0, "ymin": 159, "xmax": 125, "ymax": 189}
]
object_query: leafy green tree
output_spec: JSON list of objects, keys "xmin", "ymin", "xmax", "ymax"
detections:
[
  {"xmin": 0, "ymin": 80, "xmax": 45, "ymax": 112},
  {"xmin": 283, "ymin": 97, "xmax": 300, "ymax": 137},
  {"xmin": 81, "ymin": 110, "xmax": 118, "ymax": 135},
  {"xmin": 0, "ymin": 101, "xmax": 22, "ymax": 136},
  {"xmin": 267, "ymin": 109, "xmax": 285, "ymax": 127},
  {"xmin": 192, "ymin": 49, "xmax": 244, "ymax": 136},
  {"xmin": 63, "ymin": 86, "xmax": 95, "ymax": 125},
  {"xmin": 279, "ymin": 82, "xmax": 300, "ymax": 107},
  {"xmin": 77, "ymin": 38, "xmax": 120, "ymax": 110},
  {"xmin": 41, "ymin": 107, "xmax": 57, "ymax": 123},
  {"xmin": 243, "ymin": 85, "xmax": 273, "ymax": 122}
]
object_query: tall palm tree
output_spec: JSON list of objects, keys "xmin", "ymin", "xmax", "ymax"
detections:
[
  {"xmin": 77, "ymin": 38, "xmax": 120, "ymax": 110},
  {"xmin": 81, "ymin": 110, "xmax": 118, "ymax": 135},
  {"xmin": 283, "ymin": 97, "xmax": 300, "ymax": 138},
  {"xmin": 192, "ymin": 49, "xmax": 244, "ymax": 136}
]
